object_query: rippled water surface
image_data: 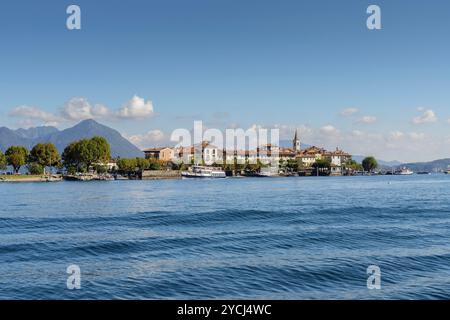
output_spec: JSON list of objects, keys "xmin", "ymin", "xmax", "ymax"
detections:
[{"xmin": 1, "ymin": 175, "xmax": 450, "ymax": 299}]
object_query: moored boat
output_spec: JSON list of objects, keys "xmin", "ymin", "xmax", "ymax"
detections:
[
  {"xmin": 394, "ymin": 167, "xmax": 414, "ymax": 175},
  {"xmin": 181, "ymin": 166, "xmax": 226, "ymax": 178}
]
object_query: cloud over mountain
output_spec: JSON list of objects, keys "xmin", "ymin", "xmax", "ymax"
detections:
[
  {"xmin": 9, "ymin": 105, "xmax": 62, "ymax": 126},
  {"xmin": 117, "ymin": 95, "xmax": 154, "ymax": 119},
  {"xmin": 8, "ymin": 95, "xmax": 155, "ymax": 126},
  {"xmin": 125, "ymin": 129, "xmax": 165, "ymax": 148}
]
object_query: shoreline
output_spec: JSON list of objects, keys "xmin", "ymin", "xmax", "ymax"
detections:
[
  {"xmin": 0, "ymin": 175, "xmax": 62, "ymax": 183},
  {"xmin": 1, "ymin": 172, "xmax": 447, "ymax": 183}
]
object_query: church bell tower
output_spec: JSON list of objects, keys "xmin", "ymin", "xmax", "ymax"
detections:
[{"xmin": 293, "ymin": 129, "xmax": 301, "ymax": 151}]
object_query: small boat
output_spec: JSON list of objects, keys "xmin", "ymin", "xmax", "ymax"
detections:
[
  {"xmin": 417, "ymin": 171, "xmax": 431, "ymax": 175},
  {"xmin": 181, "ymin": 166, "xmax": 226, "ymax": 178},
  {"xmin": 256, "ymin": 167, "xmax": 279, "ymax": 177},
  {"xmin": 45, "ymin": 175, "xmax": 62, "ymax": 182},
  {"xmin": 63, "ymin": 174, "xmax": 94, "ymax": 181},
  {"xmin": 394, "ymin": 167, "xmax": 414, "ymax": 175},
  {"xmin": 95, "ymin": 174, "xmax": 115, "ymax": 181},
  {"xmin": 244, "ymin": 167, "xmax": 279, "ymax": 177}
]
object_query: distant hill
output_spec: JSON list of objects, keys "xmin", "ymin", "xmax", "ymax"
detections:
[
  {"xmin": 401, "ymin": 159, "xmax": 450, "ymax": 172},
  {"xmin": 15, "ymin": 126, "xmax": 59, "ymax": 140},
  {"xmin": 0, "ymin": 127, "xmax": 33, "ymax": 150},
  {"xmin": 0, "ymin": 119, "xmax": 143, "ymax": 158},
  {"xmin": 351, "ymin": 155, "xmax": 402, "ymax": 168}
]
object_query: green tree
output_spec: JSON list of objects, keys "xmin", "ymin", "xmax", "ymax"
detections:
[
  {"xmin": 62, "ymin": 141, "xmax": 82, "ymax": 172},
  {"xmin": 88, "ymin": 136, "xmax": 111, "ymax": 166},
  {"xmin": 344, "ymin": 159, "xmax": 363, "ymax": 171},
  {"xmin": 136, "ymin": 158, "xmax": 150, "ymax": 171},
  {"xmin": 28, "ymin": 163, "xmax": 44, "ymax": 175},
  {"xmin": 286, "ymin": 159, "xmax": 299, "ymax": 172},
  {"xmin": 117, "ymin": 158, "xmax": 137, "ymax": 173},
  {"xmin": 94, "ymin": 164, "xmax": 108, "ymax": 174},
  {"xmin": 179, "ymin": 162, "xmax": 189, "ymax": 171},
  {"xmin": 29, "ymin": 143, "xmax": 61, "ymax": 174},
  {"xmin": 313, "ymin": 158, "xmax": 331, "ymax": 169},
  {"xmin": 312, "ymin": 158, "xmax": 331, "ymax": 176},
  {"xmin": 5, "ymin": 146, "xmax": 29, "ymax": 173},
  {"xmin": 62, "ymin": 137, "xmax": 111, "ymax": 173},
  {"xmin": 362, "ymin": 156, "xmax": 378, "ymax": 173},
  {"xmin": 0, "ymin": 150, "xmax": 6, "ymax": 171}
]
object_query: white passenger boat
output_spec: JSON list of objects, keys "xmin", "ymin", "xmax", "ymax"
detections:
[
  {"xmin": 395, "ymin": 167, "xmax": 414, "ymax": 175},
  {"xmin": 181, "ymin": 166, "xmax": 226, "ymax": 178}
]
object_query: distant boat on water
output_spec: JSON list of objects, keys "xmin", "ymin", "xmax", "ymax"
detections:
[
  {"xmin": 181, "ymin": 166, "xmax": 226, "ymax": 178},
  {"xmin": 395, "ymin": 167, "xmax": 414, "ymax": 175}
]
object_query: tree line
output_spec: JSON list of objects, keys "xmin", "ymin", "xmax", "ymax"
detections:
[
  {"xmin": 0, "ymin": 136, "xmax": 173, "ymax": 176},
  {"xmin": 0, "ymin": 136, "xmax": 111, "ymax": 175},
  {"xmin": 0, "ymin": 144, "xmax": 61, "ymax": 174}
]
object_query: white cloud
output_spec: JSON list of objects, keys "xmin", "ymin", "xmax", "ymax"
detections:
[
  {"xmin": 118, "ymin": 95, "xmax": 154, "ymax": 119},
  {"xmin": 92, "ymin": 104, "xmax": 111, "ymax": 117},
  {"xmin": 408, "ymin": 132, "xmax": 426, "ymax": 141},
  {"xmin": 320, "ymin": 125, "xmax": 340, "ymax": 136},
  {"xmin": 389, "ymin": 131, "xmax": 405, "ymax": 140},
  {"xmin": 126, "ymin": 130, "xmax": 165, "ymax": 149},
  {"xmin": 263, "ymin": 123, "xmax": 447, "ymax": 162},
  {"xmin": 357, "ymin": 116, "xmax": 377, "ymax": 124},
  {"xmin": 412, "ymin": 109, "xmax": 437, "ymax": 124},
  {"xmin": 351, "ymin": 130, "xmax": 364, "ymax": 137},
  {"xmin": 62, "ymin": 97, "xmax": 95, "ymax": 121},
  {"xmin": 9, "ymin": 95, "xmax": 155, "ymax": 126},
  {"xmin": 340, "ymin": 108, "xmax": 359, "ymax": 117},
  {"xmin": 9, "ymin": 105, "xmax": 62, "ymax": 126}
]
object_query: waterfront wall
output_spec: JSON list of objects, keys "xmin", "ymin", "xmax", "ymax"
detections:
[{"xmin": 141, "ymin": 170, "xmax": 181, "ymax": 180}]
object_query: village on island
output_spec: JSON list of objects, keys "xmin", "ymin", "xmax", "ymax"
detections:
[{"xmin": 0, "ymin": 125, "xmax": 443, "ymax": 182}]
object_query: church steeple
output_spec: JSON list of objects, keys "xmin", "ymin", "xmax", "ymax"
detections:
[{"xmin": 293, "ymin": 129, "xmax": 301, "ymax": 151}]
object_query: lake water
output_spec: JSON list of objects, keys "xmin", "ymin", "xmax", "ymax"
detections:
[{"xmin": 1, "ymin": 175, "xmax": 450, "ymax": 299}]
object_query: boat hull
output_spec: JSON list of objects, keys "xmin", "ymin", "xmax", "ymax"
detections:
[{"xmin": 181, "ymin": 173, "xmax": 226, "ymax": 178}]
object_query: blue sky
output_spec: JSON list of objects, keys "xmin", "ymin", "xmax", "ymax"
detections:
[{"xmin": 1, "ymin": 0, "xmax": 450, "ymax": 161}]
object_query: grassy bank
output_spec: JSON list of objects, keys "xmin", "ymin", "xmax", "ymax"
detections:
[{"xmin": 0, "ymin": 175, "xmax": 62, "ymax": 182}]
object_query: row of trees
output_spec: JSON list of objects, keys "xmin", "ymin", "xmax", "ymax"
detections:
[
  {"xmin": 0, "ymin": 143, "xmax": 61, "ymax": 174},
  {"xmin": 116, "ymin": 158, "xmax": 166, "ymax": 174},
  {"xmin": 0, "ymin": 136, "xmax": 112, "ymax": 175},
  {"xmin": 309, "ymin": 157, "xmax": 378, "ymax": 173},
  {"xmin": 219, "ymin": 156, "xmax": 378, "ymax": 174}
]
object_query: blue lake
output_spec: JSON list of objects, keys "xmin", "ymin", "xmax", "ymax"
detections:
[{"xmin": 1, "ymin": 175, "xmax": 450, "ymax": 299}]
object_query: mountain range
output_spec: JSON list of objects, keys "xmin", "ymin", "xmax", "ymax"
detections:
[
  {"xmin": 401, "ymin": 159, "xmax": 450, "ymax": 172},
  {"xmin": 1, "ymin": 122, "xmax": 448, "ymax": 170},
  {"xmin": 0, "ymin": 119, "xmax": 143, "ymax": 158}
]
